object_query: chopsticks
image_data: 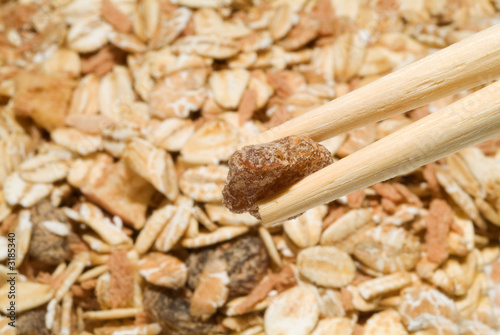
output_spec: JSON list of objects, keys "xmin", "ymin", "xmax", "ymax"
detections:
[
  {"xmin": 245, "ymin": 23, "xmax": 500, "ymax": 226},
  {"xmin": 242, "ymin": 23, "xmax": 500, "ymax": 148}
]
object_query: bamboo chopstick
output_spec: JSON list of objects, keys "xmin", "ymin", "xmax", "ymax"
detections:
[
  {"xmin": 257, "ymin": 80, "xmax": 500, "ymax": 226},
  {"xmin": 241, "ymin": 23, "xmax": 500, "ymax": 148}
]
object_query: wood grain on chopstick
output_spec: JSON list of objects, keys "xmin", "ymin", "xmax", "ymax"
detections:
[
  {"xmin": 241, "ymin": 23, "xmax": 500, "ymax": 148},
  {"xmin": 257, "ymin": 80, "xmax": 500, "ymax": 226}
]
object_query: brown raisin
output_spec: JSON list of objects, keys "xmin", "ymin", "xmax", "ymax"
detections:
[{"xmin": 223, "ymin": 135, "xmax": 333, "ymax": 219}]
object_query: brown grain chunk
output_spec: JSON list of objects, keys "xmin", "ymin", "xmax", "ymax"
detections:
[
  {"xmin": 108, "ymin": 250, "xmax": 134, "ymax": 309},
  {"xmin": 223, "ymin": 135, "xmax": 333, "ymax": 219},
  {"xmin": 425, "ymin": 199, "xmax": 453, "ymax": 264}
]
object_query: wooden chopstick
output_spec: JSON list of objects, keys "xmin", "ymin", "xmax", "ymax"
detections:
[
  {"xmin": 241, "ymin": 23, "xmax": 500, "ymax": 148},
  {"xmin": 257, "ymin": 80, "xmax": 500, "ymax": 225}
]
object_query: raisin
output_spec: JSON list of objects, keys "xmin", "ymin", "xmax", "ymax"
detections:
[
  {"xmin": 186, "ymin": 235, "xmax": 268, "ymax": 298},
  {"xmin": 223, "ymin": 135, "xmax": 333, "ymax": 219},
  {"xmin": 143, "ymin": 285, "xmax": 226, "ymax": 335},
  {"xmin": 28, "ymin": 200, "xmax": 71, "ymax": 265}
]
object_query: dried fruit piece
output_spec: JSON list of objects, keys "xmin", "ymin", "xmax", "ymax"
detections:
[
  {"xmin": 144, "ymin": 286, "xmax": 223, "ymax": 335},
  {"xmin": 298, "ymin": 246, "xmax": 356, "ymax": 288},
  {"xmin": 223, "ymin": 135, "xmax": 333, "ymax": 219},
  {"xmin": 139, "ymin": 252, "xmax": 187, "ymax": 289},
  {"xmin": 29, "ymin": 200, "xmax": 71, "ymax": 265},
  {"xmin": 264, "ymin": 285, "xmax": 319, "ymax": 335},
  {"xmin": 186, "ymin": 235, "xmax": 268, "ymax": 298}
]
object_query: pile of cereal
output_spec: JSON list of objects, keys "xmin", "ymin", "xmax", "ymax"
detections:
[{"xmin": 1, "ymin": 0, "xmax": 500, "ymax": 334}]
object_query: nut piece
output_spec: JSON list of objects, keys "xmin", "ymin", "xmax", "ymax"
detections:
[
  {"xmin": 297, "ymin": 246, "xmax": 356, "ymax": 288},
  {"xmin": 223, "ymin": 135, "xmax": 333, "ymax": 219},
  {"xmin": 264, "ymin": 285, "xmax": 319, "ymax": 335},
  {"xmin": 139, "ymin": 252, "xmax": 187, "ymax": 289}
]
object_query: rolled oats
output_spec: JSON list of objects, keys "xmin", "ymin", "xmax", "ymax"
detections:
[
  {"xmin": 269, "ymin": 4, "xmax": 297, "ymax": 41},
  {"xmin": 2, "ymin": 0, "xmax": 500, "ymax": 333},
  {"xmin": 3, "ymin": 172, "xmax": 53, "ymax": 208},
  {"xmin": 264, "ymin": 285, "xmax": 319, "ymax": 335},
  {"xmin": 182, "ymin": 225, "xmax": 249, "ymax": 248},
  {"xmin": 52, "ymin": 127, "xmax": 103, "ymax": 156},
  {"xmin": 145, "ymin": 118, "xmax": 195, "ymax": 152},
  {"xmin": 65, "ymin": 202, "xmax": 131, "ymax": 246},
  {"xmin": 124, "ymin": 138, "xmax": 178, "ymax": 200},
  {"xmin": 311, "ymin": 317, "xmax": 354, "ymax": 335},
  {"xmin": 298, "ymin": 246, "xmax": 356, "ymax": 288},
  {"xmin": 191, "ymin": 206, "xmax": 217, "ymax": 231},
  {"xmin": 155, "ymin": 198, "xmax": 193, "ymax": 252},
  {"xmin": 179, "ymin": 165, "xmax": 228, "ymax": 203},
  {"xmin": 284, "ymin": 205, "xmax": 327, "ymax": 248},
  {"xmin": 345, "ymin": 285, "xmax": 381, "ymax": 312},
  {"xmin": 353, "ymin": 225, "xmax": 421, "ymax": 274},
  {"xmin": 358, "ymin": 272, "xmax": 412, "ymax": 301},
  {"xmin": 181, "ymin": 119, "xmax": 240, "ymax": 164},
  {"xmin": 190, "ymin": 259, "xmax": 229, "ymax": 320},
  {"xmin": 258, "ymin": 226, "xmax": 283, "ymax": 267},
  {"xmin": 320, "ymin": 208, "xmax": 372, "ymax": 246},
  {"xmin": 139, "ymin": 252, "xmax": 187, "ymax": 289},
  {"xmin": 0, "ymin": 282, "xmax": 54, "ymax": 314},
  {"xmin": 67, "ymin": 17, "xmax": 112, "ymax": 53},
  {"xmin": 364, "ymin": 310, "xmax": 407, "ymax": 335},
  {"xmin": 172, "ymin": 35, "xmax": 240, "ymax": 59}
]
